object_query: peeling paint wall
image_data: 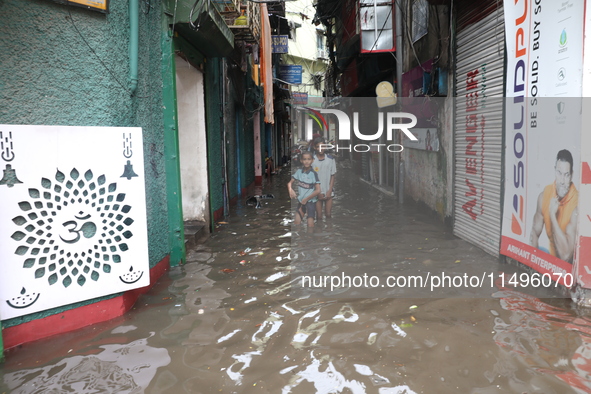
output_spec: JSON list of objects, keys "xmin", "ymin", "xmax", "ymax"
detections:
[
  {"xmin": 402, "ymin": 88, "xmax": 454, "ymax": 221},
  {"xmin": 176, "ymin": 56, "xmax": 209, "ymax": 222},
  {"xmin": 401, "ymin": 3, "xmax": 453, "ymax": 221}
]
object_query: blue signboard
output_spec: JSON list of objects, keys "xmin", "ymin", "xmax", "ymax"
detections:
[
  {"xmin": 272, "ymin": 35, "xmax": 289, "ymax": 53},
  {"xmin": 278, "ymin": 65, "xmax": 302, "ymax": 84},
  {"xmin": 292, "ymin": 92, "xmax": 308, "ymax": 105}
]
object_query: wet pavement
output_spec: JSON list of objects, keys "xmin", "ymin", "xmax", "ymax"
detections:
[{"xmin": 3, "ymin": 164, "xmax": 591, "ymax": 393}]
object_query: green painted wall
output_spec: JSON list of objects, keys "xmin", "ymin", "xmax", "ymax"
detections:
[
  {"xmin": 226, "ymin": 94, "xmax": 238, "ymax": 199},
  {"xmin": 205, "ymin": 58, "xmax": 225, "ymax": 219},
  {"xmin": 0, "ymin": 0, "xmax": 169, "ymax": 326},
  {"xmin": 162, "ymin": 22, "xmax": 185, "ymax": 267},
  {"xmin": 239, "ymin": 106, "xmax": 253, "ymax": 190}
]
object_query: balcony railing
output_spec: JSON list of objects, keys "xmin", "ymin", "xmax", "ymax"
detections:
[
  {"xmin": 212, "ymin": 0, "xmax": 241, "ymax": 16},
  {"xmin": 220, "ymin": 1, "xmax": 261, "ymax": 44}
]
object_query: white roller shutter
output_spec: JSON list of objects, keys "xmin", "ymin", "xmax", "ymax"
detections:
[{"xmin": 453, "ymin": 7, "xmax": 505, "ymax": 256}]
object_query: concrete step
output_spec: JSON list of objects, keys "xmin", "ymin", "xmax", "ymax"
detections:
[{"xmin": 184, "ymin": 220, "xmax": 209, "ymax": 249}]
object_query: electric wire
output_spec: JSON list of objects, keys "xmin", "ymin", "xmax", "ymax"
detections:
[{"xmin": 66, "ymin": 8, "xmax": 149, "ymax": 98}]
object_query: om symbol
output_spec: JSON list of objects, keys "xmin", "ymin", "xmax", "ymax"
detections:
[{"xmin": 59, "ymin": 212, "xmax": 97, "ymax": 244}]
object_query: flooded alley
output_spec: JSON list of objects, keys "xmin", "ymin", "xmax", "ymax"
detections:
[{"xmin": 2, "ymin": 166, "xmax": 591, "ymax": 394}]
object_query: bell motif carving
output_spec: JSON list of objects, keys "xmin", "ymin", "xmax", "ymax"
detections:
[
  {"xmin": 0, "ymin": 164, "xmax": 23, "ymax": 187},
  {"xmin": 120, "ymin": 160, "xmax": 138, "ymax": 180}
]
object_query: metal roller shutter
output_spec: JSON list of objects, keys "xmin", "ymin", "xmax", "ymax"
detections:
[{"xmin": 453, "ymin": 5, "xmax": 505, "ymax": 256}]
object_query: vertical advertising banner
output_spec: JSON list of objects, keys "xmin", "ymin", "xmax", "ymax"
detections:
[
  {"xmin": 501, "ymin": 0, "xmax": 584, "ymax": 285},
  {"xmin": 578, "ymin": 16, "xmax": 591, "ymax": 290},
  {"xmin": 578, "ymin": 119, "xmax": 591, "ymax": 288}
]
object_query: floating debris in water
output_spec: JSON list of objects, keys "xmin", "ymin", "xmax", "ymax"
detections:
[
  {"xmin": 391, "ymin": 323, "xmax": 407, "ymax": 337},
  {"xmin": 265, "ymin": 272, "xmax": 288, "ymax": 283},
  {"xmin": 217, "ymin": 329, "xmax": 241, "ymax": 343}
]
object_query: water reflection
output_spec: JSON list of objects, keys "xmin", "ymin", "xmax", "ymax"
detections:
[
  {"xmin": 491, "ymin": 290, "xmax": 591, "ymax": 392},
  {"xmin": 4, "ymin": 332, "xmax": 170, "ymax": 393},
  {"xmin": 3, "ymin": 169, "xmax": 591, "ymax": 393},
  {"xmin": 290, "ymin": 169, "xmax": 506, "ymax": 299}
]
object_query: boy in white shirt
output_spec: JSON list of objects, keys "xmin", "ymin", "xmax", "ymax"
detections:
[{"xmin": 312, "ymin": 137, "xmax": 336, "ymax": 220}]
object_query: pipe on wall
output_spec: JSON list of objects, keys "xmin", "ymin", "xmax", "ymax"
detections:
[
  {"xmin": 129, "ymin": 0, "xmax": 139, "ymax": 94},
  {"xmin": 395, "ymin": 0, "xmax": 403, "ymax": 198}
]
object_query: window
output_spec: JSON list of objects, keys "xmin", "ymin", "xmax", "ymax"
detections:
[
  {"xmin": 317, "ymin": 33, "xmax": 325, "ymax": 51},
  {"xmin": 359, "ymin": 0, "xmax": 395, "ymax": 53},
  {"xmin": 312, "ymin": 73, "xmax": 323, "ymax": 91},
  {"xmin": 288, "ymin": 20, "xmax": 302, "ymax": 40},
  {"xmin": 412, "ymin": 0, "xmax": 429, "ymax": 42},
  {"xmin": 317, "ymin": 32, "xmax": 327, "ymax": 59}
]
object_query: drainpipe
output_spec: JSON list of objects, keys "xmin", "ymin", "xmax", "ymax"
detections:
[
  {"xmin": 395, "ymin": 0, "xmax": 403, "ymax": 199},
  {"xmin": 221, "ymin": 59, "xmax": 230, "ymax": 218},
  {"xmin": 129, "ymin": 0, "xmax": 139, "ymax": 94},
  {"xmin": 398, "ymin": 160, "xmax": 404, "ymax": 203}
]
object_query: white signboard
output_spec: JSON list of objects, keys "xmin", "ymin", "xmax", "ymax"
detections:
[
  {"xmin": 0, "ymin": 125, "xmax": 149, "ymax": 319},
  {"xmin": 503, "ymin": 0, "xmax": 583, "ymax": 98}
]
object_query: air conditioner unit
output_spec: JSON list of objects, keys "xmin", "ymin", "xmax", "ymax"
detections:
[{"xmin": 317, "ymin": 49, "xmax": 327, "ymax": 59}]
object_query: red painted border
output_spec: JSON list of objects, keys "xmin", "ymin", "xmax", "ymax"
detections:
[
  {"xmin": 500, "ymin": 236, "xmax": 572, "ymax": 286},
  {"xmin": 212, "ymin": 181, "xmax": 257, "ymax": 222},
  {"xmin": 3, "ymin": 255, "xmax": 170, "ymax": 349},
  {"xmin": 213, "ymin": 206, "xmax": 224, "ymax": 221}
]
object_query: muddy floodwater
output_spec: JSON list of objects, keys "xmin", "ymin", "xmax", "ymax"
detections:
[{"xmin": 2, "ymin": 166, "xmax": 591, "ymax": 393}]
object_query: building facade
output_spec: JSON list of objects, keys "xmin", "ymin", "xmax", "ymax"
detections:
[{"xmin": 0, "ymin": 0, "xmax": 277, "ymax": 356}]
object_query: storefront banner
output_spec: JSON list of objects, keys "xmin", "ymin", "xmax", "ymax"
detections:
[
  {"xmin": 278, "ymin": 65, "xmax": 303, "ymax": 85},
  {"xmin": 575, "ymin": 16, "xmax": 591, "ymax": 290},
  {"xmin": 504, "ymin": 0, "xmax": 584, "ymax": 98},
  {"xmin": 576, "ymin": 100, "xmax": 591, "ymax": 289},
  {"xmin": 501, "ymin": 0, "xmax": 584, "ymax": 285},
  {"xmin": 271, "ymin": 35, "xmax": 288, "ymax": 53}
]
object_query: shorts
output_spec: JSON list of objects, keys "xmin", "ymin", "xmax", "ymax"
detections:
[{"xmin": 296, "ymin": 201, "xmax": 317, "ymax": 220}]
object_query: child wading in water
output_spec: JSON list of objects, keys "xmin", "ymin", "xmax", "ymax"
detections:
[
  {"xmin": 312, "ymin": 137, "xmax": 336, "ymax": 220},
  {"xmin": 288, "ymin": 151, "xmax": 321, "ymax": 227}
]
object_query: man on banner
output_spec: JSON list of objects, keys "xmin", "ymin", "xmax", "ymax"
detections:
[{"xmin": 530, "ymin": 149, "xmax": 579, "ymax": 263}]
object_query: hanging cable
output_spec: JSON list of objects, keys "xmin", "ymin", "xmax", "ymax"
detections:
[{"xmin": 66, "ymin": 8, "xmax": 149, "ymax": 98}]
